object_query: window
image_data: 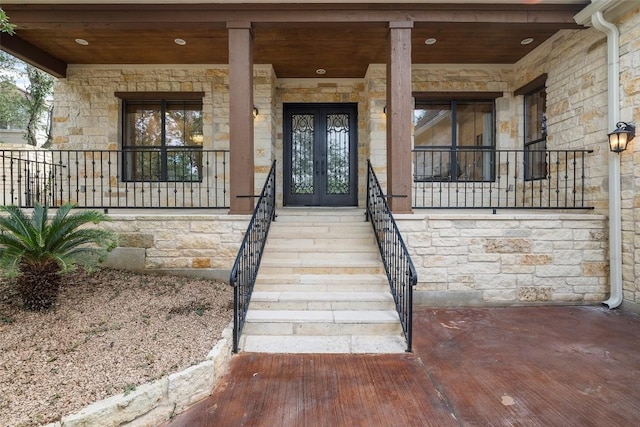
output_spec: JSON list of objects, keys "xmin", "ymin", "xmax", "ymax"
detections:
[
  {"xmin": 119, "ymin": 93, "xmax": 204, "ymax": 182},
  {"xmin": 523, "ymin": 87, "xmax": 547, "ymax": 180},
  {"xmin": 413, "ymin": 97, "xmax": 496, "ymax": 182},
  {"xmin": 517, "ymin": 75, "xmax": 547, "ymax": 181}
]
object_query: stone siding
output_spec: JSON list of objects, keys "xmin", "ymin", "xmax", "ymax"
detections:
[
  {"xmin": 398, "ymin": 212, "xmax": 608, "ymax": 306},
  {"xmin": 101, "ymin": 212, "xmax": 249, "ymax": 279},
  {"xmin": 511, "ymin": 7, "xmax": 639, "ymax": 309}
]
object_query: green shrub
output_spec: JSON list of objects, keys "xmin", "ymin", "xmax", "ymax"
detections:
[{"xmin": 0, "ymin": 203, "xmax": 118, "ymax": 310}]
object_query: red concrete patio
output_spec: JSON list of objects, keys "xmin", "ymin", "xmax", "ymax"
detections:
[{"xmin": 166, "ymin": 306, "xmax": 640, "ymax": 426}]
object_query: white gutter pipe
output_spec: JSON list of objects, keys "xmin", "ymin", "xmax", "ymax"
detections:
[{"xmin": 590, "ymin": 9, "xmax": 623, "ymax": 309}]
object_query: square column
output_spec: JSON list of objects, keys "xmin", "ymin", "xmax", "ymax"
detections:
[
  {"xmin": 228, "ymin": 22, "xmax": 255, "ymax": 214},
  {"xmin": 386, "ymin": 21, "xmax": 413, "ymax": 214}
]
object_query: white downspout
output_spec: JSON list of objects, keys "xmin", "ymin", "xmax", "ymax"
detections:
[{"xmin": 591, "ymin": 11, "xmax": 623, "ymax": 309}]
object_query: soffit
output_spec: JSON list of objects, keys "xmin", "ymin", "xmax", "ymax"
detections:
[{"xmin": 0, "ymin": 2, "xmax": 590, "ymax": 78}]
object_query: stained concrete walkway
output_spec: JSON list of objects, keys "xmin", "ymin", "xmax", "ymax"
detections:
[{"xmin": 165, "ymin": 306, "xmax": 640, "ymax": 426}]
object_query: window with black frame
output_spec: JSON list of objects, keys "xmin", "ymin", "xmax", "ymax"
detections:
[
  {"xmin": 413, "ymin": 96, "xmax": 497, "ymax": 182},
  {"xmin": 523, "ymin": 87, "xmax": 547, "ymax": 181},
  {"xmin": 120, "ymin": 95, "xmax": 203, "ymax": 182},
  {"xmin": 517, "ymin": 75, "xmax": 547, "ymax": 181}
]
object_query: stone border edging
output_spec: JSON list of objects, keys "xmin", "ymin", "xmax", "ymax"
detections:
[{"xmin": 43, "ymin": 321, "xmax": 234, "ymax": 427}]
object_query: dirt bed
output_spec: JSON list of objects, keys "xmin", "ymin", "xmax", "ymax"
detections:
[{"xmin": 0, "ymin": 268, "xmax": 233, "ymax": 427}]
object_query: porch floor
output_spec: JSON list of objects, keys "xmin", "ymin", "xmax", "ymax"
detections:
[{"xmin": 166, "ymin": 306, "xmax": 640, "ymax": 426}]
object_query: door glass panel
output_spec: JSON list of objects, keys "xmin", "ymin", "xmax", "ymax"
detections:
[
  {"xmin": 326, "ymin": 113, "xmax": 350, "ymax": 195},
  {"xmin": 291, "ymin": 114, "xmax": 315, "ymax": 195}
]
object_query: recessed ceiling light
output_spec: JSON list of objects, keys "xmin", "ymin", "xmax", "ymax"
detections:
[
  {"xmin": 521, "ymin": 38, "xmax": 534, "ymax": 45},
  {"xmin": 174, "ymin": 38, "xmax": 187, "ymax": 46},
  {"xmin": 316, "ymin": 68, "xmax": 326, "ymax": 75},
  {"xmin": 75, "ymin": 38, "xmax": 89, "ymax": 46},
  {"xmin": 425, "ymin": 38, "xmax": 437, "ymax": 45}
]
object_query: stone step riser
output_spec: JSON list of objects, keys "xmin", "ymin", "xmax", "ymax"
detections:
[
  {"xmin": 262, "ymin": 251, "xmax": 378, "ymax": 260},
  {"xmin": 258, "ymin": 265, "xmax": 385, "ymax": 274},
  {"xmin": 242, "ymin": 322, "xmax": 403, "ymax": 336},
  {"xmin": 239, "ymin": 335, "xmax": 407, "ymax": 354},
  {"xmin": 253, "ymin": 284, "xmax": 390, "ymax": 293},
  {"xmin": 249, "ymin": 301, "xmax": 395, "ymax": 311},
  {"xmin": 268, "ymin": 225, "xmax": 372, "ymax": 236},
  {"xmin": 265, "ymin": 240, "xmax": 377, "ymax": 251}
]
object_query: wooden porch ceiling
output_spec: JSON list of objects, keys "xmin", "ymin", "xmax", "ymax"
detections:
[{"xmin": 0, "ymin": 2, "xmax": 589, "ymax": 79}]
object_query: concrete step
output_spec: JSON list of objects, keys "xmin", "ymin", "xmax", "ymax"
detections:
[
  {"xmin": 275, "ymin": 208, "xmax": 365, "ymax": 221},
  {"xmin": 267, "ymin": 225, "xmax": 372, "ymax": 239},
  {"xmin": 250, "ymin": 291, "xmax": 395, "ymax": 310},
  {"xmin": 254, "ymin": 273, "xmax": 389, "ymax": 292},
  {"xmin": 242, "ymin": 309, "xmax": 403, "ymax": 336},
  {"xmin": 240, "ymin": 207, "xmax": 405, "ymax": 354},
  {"xmin": 239, "ymin": 335, "xmax": 407, "ymax": 354},
  {"xmin": 257, "ymin": 265, "xmax": 386, "ymax": 275},
  {"xmin": 265, "ymin": 238, "xmax": 376, "ymax": 251},
  {"xmin": 261, "ymin": 251, "xmax": 379, "ymax": 264}
]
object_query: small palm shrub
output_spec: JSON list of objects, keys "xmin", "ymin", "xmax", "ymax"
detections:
[{"xmin": 0, "ymin": 203, "xmax": 118, "ymax": 310}]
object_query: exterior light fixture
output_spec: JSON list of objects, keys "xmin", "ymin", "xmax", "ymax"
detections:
[
  {"xmin": 174, "ymin": 38, "xmax": 187, "ymax": 46},
  {"xmin": 75, "ymin": 38, "xmax": 89, "ymax": 46},
  {"xmin": 253, "ymin": 106, "xmax": 259, "ymax": 118},
  {"xmin": 521, "ymin": 38, "xmax": 534, "ymax": 45},
  {"xmin": 316, "ymin": 68, "xmax": 326, "ymax": 75},
  {"xmin": 190, "ymin": 131, "xmax": 204, "ymax": 145},
  {"xmin": 608, "ymin": 121, "xmax": 635, "ymax": 153},
  {"xmin": 425, "ymin": 38, "xmax": 437, "ymax": 45}
]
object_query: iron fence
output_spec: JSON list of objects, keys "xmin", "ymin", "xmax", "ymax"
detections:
[
  {"xmin": 366, "ymin": 160, "xmax": 417, "ymax": 352},
  {"xmin": 0, "ymin": 149, "xmax": 229, "ymax": 209},
  {"xmin": 230, "ymin": 160, "xmax": 276, "ymax": 353},
  {"xmin": 412, "ymin": 148, "xmax": 594, "ymax": 209}
]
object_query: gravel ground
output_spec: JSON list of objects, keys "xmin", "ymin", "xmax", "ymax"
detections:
[{"xmin": 0, "ymin": 268, "xmax": 233, "ymax": 427}]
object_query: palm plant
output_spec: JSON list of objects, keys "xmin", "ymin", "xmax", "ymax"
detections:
[{"xmin": 0, "ymin": 203, "xmax": 118, "ymax": 310}]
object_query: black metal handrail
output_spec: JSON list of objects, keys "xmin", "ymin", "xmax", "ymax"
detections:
[
  {"xmin": 0, "ymin": 149, "xmax": 229, "ymax": 209},
  {"xmin": 366, "ymin": 160, "xmax": 417, "ymax": 352},
  {"xmin": 412, "ymin": 148, "xmax": 594, "ymax": 209},
  {"xmin": 229, "ymin": 160, "xmax": 276, "ymax": 353}
]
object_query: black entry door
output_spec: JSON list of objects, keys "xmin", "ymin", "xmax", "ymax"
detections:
[{"xmin": 283, "ymin": 103, "xmax": 358, "ymax": 206}]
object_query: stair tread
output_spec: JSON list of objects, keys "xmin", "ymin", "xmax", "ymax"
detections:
[{"xmin": 240, "ymin": 209, "xmax": 405, "ymax": 352}]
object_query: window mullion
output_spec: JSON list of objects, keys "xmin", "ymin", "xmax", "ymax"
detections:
[{"xmin": 161, "ymin": 100, "xmax": 168, "ymax": 181}]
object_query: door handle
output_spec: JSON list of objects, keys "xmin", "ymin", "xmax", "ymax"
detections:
[
  {"xmin": 320, "ymin": 160, "xmax": 325, "ymax": 176},
  {"xmin": 315, "ymin": 160, "xmax": 319, "ymax": 176}
]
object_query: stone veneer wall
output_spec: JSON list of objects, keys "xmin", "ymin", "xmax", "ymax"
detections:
[
  {"xmin": 398, "ymin": 212, "xmax": 608, "ymax": 306},
  {"xmin": 513, "ymin": 7, "xmax": 640, "ymax": 311},
  {"xmin": 101, "ymin": 213, "xmax": 249, "ymax": 278}
]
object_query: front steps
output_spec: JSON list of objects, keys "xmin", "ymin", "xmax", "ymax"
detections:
[{"xmin": 238, "ymin": 208, "xmax": 406, "ymax": 354}]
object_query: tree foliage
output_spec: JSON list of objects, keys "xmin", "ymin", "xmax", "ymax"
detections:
[
  {"xmin": 0, "ymin": 52, "xmax": 54, "ymax": 146},
  {"xmin": 0, "ymin": 7, "xmax": 16, "ymax": 35}
]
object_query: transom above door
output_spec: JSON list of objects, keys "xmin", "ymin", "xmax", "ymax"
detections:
[{"xmin": 283, "ymin": 103, "xmax": 358, "ymax": 206}]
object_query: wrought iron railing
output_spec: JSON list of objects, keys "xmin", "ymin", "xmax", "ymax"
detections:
[
  {"xmin": 366, "ymin": 160, "xmax": 417, "ymax": 352},
  {"xmin": 229, "ymin": 160, "xmax": 276, "ymax": 353},
  {"xmin": 0, "ymin": 149, "xmax": 229, "ymax": 209},
  {"xmin": 412, "ymin": 148, "xmax": 594, "ymax": 209}
]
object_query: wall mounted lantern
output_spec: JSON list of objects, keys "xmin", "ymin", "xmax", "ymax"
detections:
[
  {"xmin": 190, "ymin": 131, "xmax": 204, "ymax": 145},
  {"xmin": 608, "ymin": 121, "xmax": 635, "ymax": 153},
  {"xmin": 253, "ymin": 106, "xmax": 259, "ymax": 118}
]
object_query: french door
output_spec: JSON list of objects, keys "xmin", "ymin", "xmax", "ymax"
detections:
[{"xmin": 283, "ymin": 104, "xmax": 358, "ymax": 206}]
